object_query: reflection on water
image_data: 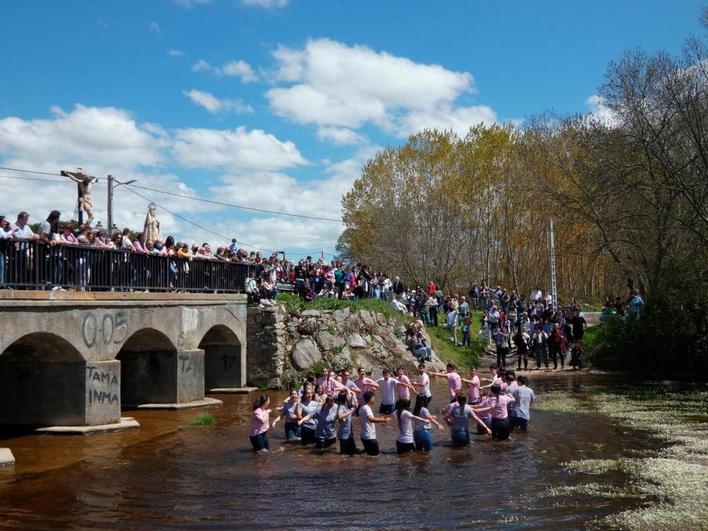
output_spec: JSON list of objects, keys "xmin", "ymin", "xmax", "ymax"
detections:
[{"xmin": 0, "ymin": 373, "xmax": 672, "ymax": 529}]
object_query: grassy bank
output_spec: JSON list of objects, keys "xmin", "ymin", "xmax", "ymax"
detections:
[
  {"xmin": 276, "ymin": 293, "xmax": 413, "ymax": 325},
  {"xmin": 426, "ymin": 312, "xmax": 485, "ymax": 369}
]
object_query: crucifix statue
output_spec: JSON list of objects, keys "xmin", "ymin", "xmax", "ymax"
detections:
[{"xmin": 61, "ymin": 167, "xmax": 99, "ymax": 226}]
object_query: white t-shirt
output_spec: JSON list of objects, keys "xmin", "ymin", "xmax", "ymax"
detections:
[
  {"xmin": 377, "ymin": 377, "xmax": 400, "ymax": 406},
  {"xmin": 417, "ymin": 373, "xmax": 431, "ymax": 398},
  {"xmin": 359, "ymin": 404, "xmax": 376, "ymax": 440},
  {"xmin": 397, "ymin": 410, "xmax": 415, "ymax": 444}
]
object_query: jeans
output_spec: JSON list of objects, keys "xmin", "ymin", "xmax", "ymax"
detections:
[
  {"xmin": 452, "ymin": 429, "xmax": 470, "ymax": 447},
  {"xmin": 414, "ymin": 429, "xmax": 433, "ymax": 451},
  {"xmin": 250, "ymin": 432, "xmax": 269, "ymax": 451},
  {"xmin": 461, "ymin": 329, "xmax": 470, "ymax": 347},
  {"xmin": 496, "ymin": 347, "xmax": 509, "ymax": 368},
  {"xmin": 379, "ymin": 403, "xmax": 394, "ymax": 415},
  {"xmin": 0, "ymin": 249, "xmax": 4, "ymax": 285},
  {"xmin": 415, "ymin": 346, "xmax": 432, "ymax": 362},
  {"xmin": 339, "ymin": 435, "xmax": 357, "ymax": 455},
  {"xmin": 284, "ymin": 421, "xmax": 301, "ymax": 440},
  {"xmin": 509, "ymin": 416, "xmax": 528, "ymax": 432}
]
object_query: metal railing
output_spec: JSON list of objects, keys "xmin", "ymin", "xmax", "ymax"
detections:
[{"xmin": 0, "ymin": 240, "xmax": 250, "ymax": 293}]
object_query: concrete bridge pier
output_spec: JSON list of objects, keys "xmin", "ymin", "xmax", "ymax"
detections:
[
  {"xmin": 0, "ymin": 335, "xmax": 135, "ymax": 432},
  {"xmin": 118, "ymin": 330, "xmax": 218, "ymax": 410}
]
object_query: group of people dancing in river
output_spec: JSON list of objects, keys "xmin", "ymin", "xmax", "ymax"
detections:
[{"xmin": 249, "ymin": 363, "xmax": 535, "ymax": 454}]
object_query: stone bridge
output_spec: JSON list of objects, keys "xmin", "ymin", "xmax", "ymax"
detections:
[{"xmin": 0, "ymin": 291, "xmax": 247, "ymax": 431}]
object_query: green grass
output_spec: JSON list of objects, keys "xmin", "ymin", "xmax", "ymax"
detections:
[
  {"xmin": 190, "ymin": 412, "xmax": 216, "ymax": 426},
  {"xmin": 426, "ymin": 311, "xmax": 485, "ymax": 369},
  {"xmin": 276, "ymin": 293, "xmax": 413, "ymax": 324}
]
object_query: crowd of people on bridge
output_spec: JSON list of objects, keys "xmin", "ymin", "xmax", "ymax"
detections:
[
  {"xmin": 0, "ymin": 209, "xmax": 299, "ymax": 291},
  {"xmin": 249, "ymin": 363, "xmax": 535, "ymax": 454}
]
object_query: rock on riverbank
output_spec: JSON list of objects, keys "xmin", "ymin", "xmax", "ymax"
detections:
[{"xmin": 246, "ymin": 303, "xmax": 445, "ymax": 389}]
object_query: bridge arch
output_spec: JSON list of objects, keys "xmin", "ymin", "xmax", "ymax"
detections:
[
  {"xmin": 200, "ymin": 325, "xmax": 243, "ymax": 392},
  {"xmin": 116, "ymin": 328, "xmax": 179, "ymax": 407},
  {"xmin": 0, "ymin": 333, "xmax": 87, "ymax": 426}
]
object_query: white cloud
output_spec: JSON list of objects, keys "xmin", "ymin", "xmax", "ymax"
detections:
[
  {"xmin": 401, "ymin": 104, "xmax": 497, "ymax": 135},
  {"xmin": 167, "ymin": 49, "xmax": 184, "ymax": 57},
  {"xmin": 172, "ymin": 126, "xmax": 307, "ymax": 171},
  {"xmin": 0, "ymin": 104, "xmax": 167, "ymax": 174},
  {"xmin": 148, "ymin": 22, "xmax": 161, "ymax": 35},
  {"xmin": 316, "ymin": 126, "xmax": 366, "ymax": 145},
  {"xmin": 585, "ymin": 95, "xmax": 618, "ymax": 126},
  {"xmin": 206, "ymin": 146, "xmax": 378, "ymax": 253},
  {"xmin": 221, "ymin": 60, "xmax": 258, "ymax": 82},
  {"xmin": 240, "ymin": 0, "xmax": 289, "ymax": 8},
  {"xmin": 183, "ymin": 89, "xmax": 254, "ymax": 114},
  {"xmin": 266, "ymin": 38, "xmax": 485, "ymax": 137},
  {"xmin": 191, "ymin": 58, "xmax": 258, "ymax": 82}
]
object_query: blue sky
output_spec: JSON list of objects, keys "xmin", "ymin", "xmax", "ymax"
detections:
[{"xmin": 0, "ymin": 0, "xmax": 702, "ymax": 257}]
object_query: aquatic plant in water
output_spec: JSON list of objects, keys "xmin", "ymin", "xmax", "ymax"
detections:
[
  {"xmin": 551, "ymin": 390, "xmax": 708, "ymax": 530},
  {"xmin": 190, "ymin": 412, "xmax": 216, "ymax": 426}
]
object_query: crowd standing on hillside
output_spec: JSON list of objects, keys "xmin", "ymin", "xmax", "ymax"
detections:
[{"xmin": 249, "ymin": 363, "xmax": 535, "ymax": 455}]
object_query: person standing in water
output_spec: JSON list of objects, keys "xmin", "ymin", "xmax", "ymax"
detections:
[
  {"xmin": 275, "ymin": 389, "xmax": 301, "ymax": 441},
  {"xmin": 296, "ymin": 386, "xmax": 320, "ymax": 446},
  {"xmin": 308, "ymin": 395, "xmax": 339, "ymax": 449},
  {"xmin": 395, "ymin": 367, "xmax": 417, "ymax": 402},
  {"xmin": 250, "ymin": 395, "xmax": 277, "ymax": 452},
  {"xmin": 444, "ymin": 394, "xmax": 491, "ymax": 447},
  {"xmin": 412, "ymin": 399, "xmax": 445, "ymax": 452},
  {"xmin": 354, "ymin": 367, "xmax": 379, "ymax": 406},
  {"xmin": 508, "ymin": 375, "xmax": 535, "ymax": 432},
  {"xmin": 336, "ymin": 390, "xmax": 358, "ymax": 455},
  {"xmin": 430, "ymin": 363, "xmax": 462, "ymax": 403},
  {"xmin": 394, "ymin": 399, "xmax": 434, "ymax": 454},
  {"xmin": 359, "ymin": 390, "xmax": 390, "ymax": 456},
  {"xmin": 474, "ymin": 384, "xmax": 515, "ymax": 441},
  {"xmin": 377, "ymin": 368, "xmax": 415, "ymax": 414},
  {"xmin": 413, "ymin": 364, "xmax": 432, "ymax": 410},
  {"xmin": 460, "ymin": 367, "xmax": 481, "ymax": 404}
]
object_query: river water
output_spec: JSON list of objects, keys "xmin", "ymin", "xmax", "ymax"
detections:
[{"xmin": 0, "ymin": 373, "xmax": 678, "ymax": 529}]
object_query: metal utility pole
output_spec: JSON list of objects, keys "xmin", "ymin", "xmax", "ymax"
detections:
[
  {"xmin": 548, "ymin": 217, "xmax": 558, "ymax": 309},
  {"xmin": 106, "ymin": 176, "xmax": 137, "ymax": 235},
  {"xmin": 107, "ymin": 175, "xmax": 114, "ymax": 235}
]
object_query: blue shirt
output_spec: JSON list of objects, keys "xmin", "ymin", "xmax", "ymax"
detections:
[
  {"xmin": 337, "ymin": 404, "xmax": 353, "ymax": 439},
  {"xmin": 315, "ymin": 405, "xmax": 338, "ymax": 439},
  {"xmin": 509, "ymin": 386, "xmax": 535, "ymax": 420},
  {"xmin": 299, "ymin": 400, "xmax": 319, "ymax": 430}
]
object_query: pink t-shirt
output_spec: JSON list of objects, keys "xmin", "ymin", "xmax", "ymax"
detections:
[
  {"xmin": 396, "ymin": 375, "xmax": 412, "ymax": 400},
  {"xmin": 468, "ymin": 375, "xmax": 480, "ymax": 402},
  {"xmin": 354, "ymin": 376, "xmax": 375, "ymax": 403},
  {"xmin": 476, "ymin": 398, "xmax": 492, "ymax": 420},
  {"xmin": 251, "ymin": 408, "xmax": 269, "ymax": 436},
  {"xmin": 490, "ymin": 395, "xmax": 513, "ymax": 419},
  {"xmin": 447, "ymin": 372, "xmax": 462, "ymax": 400},
  {"xmin": 316, "ymin": 376, "xmax": 338, "ymax": 397}
]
